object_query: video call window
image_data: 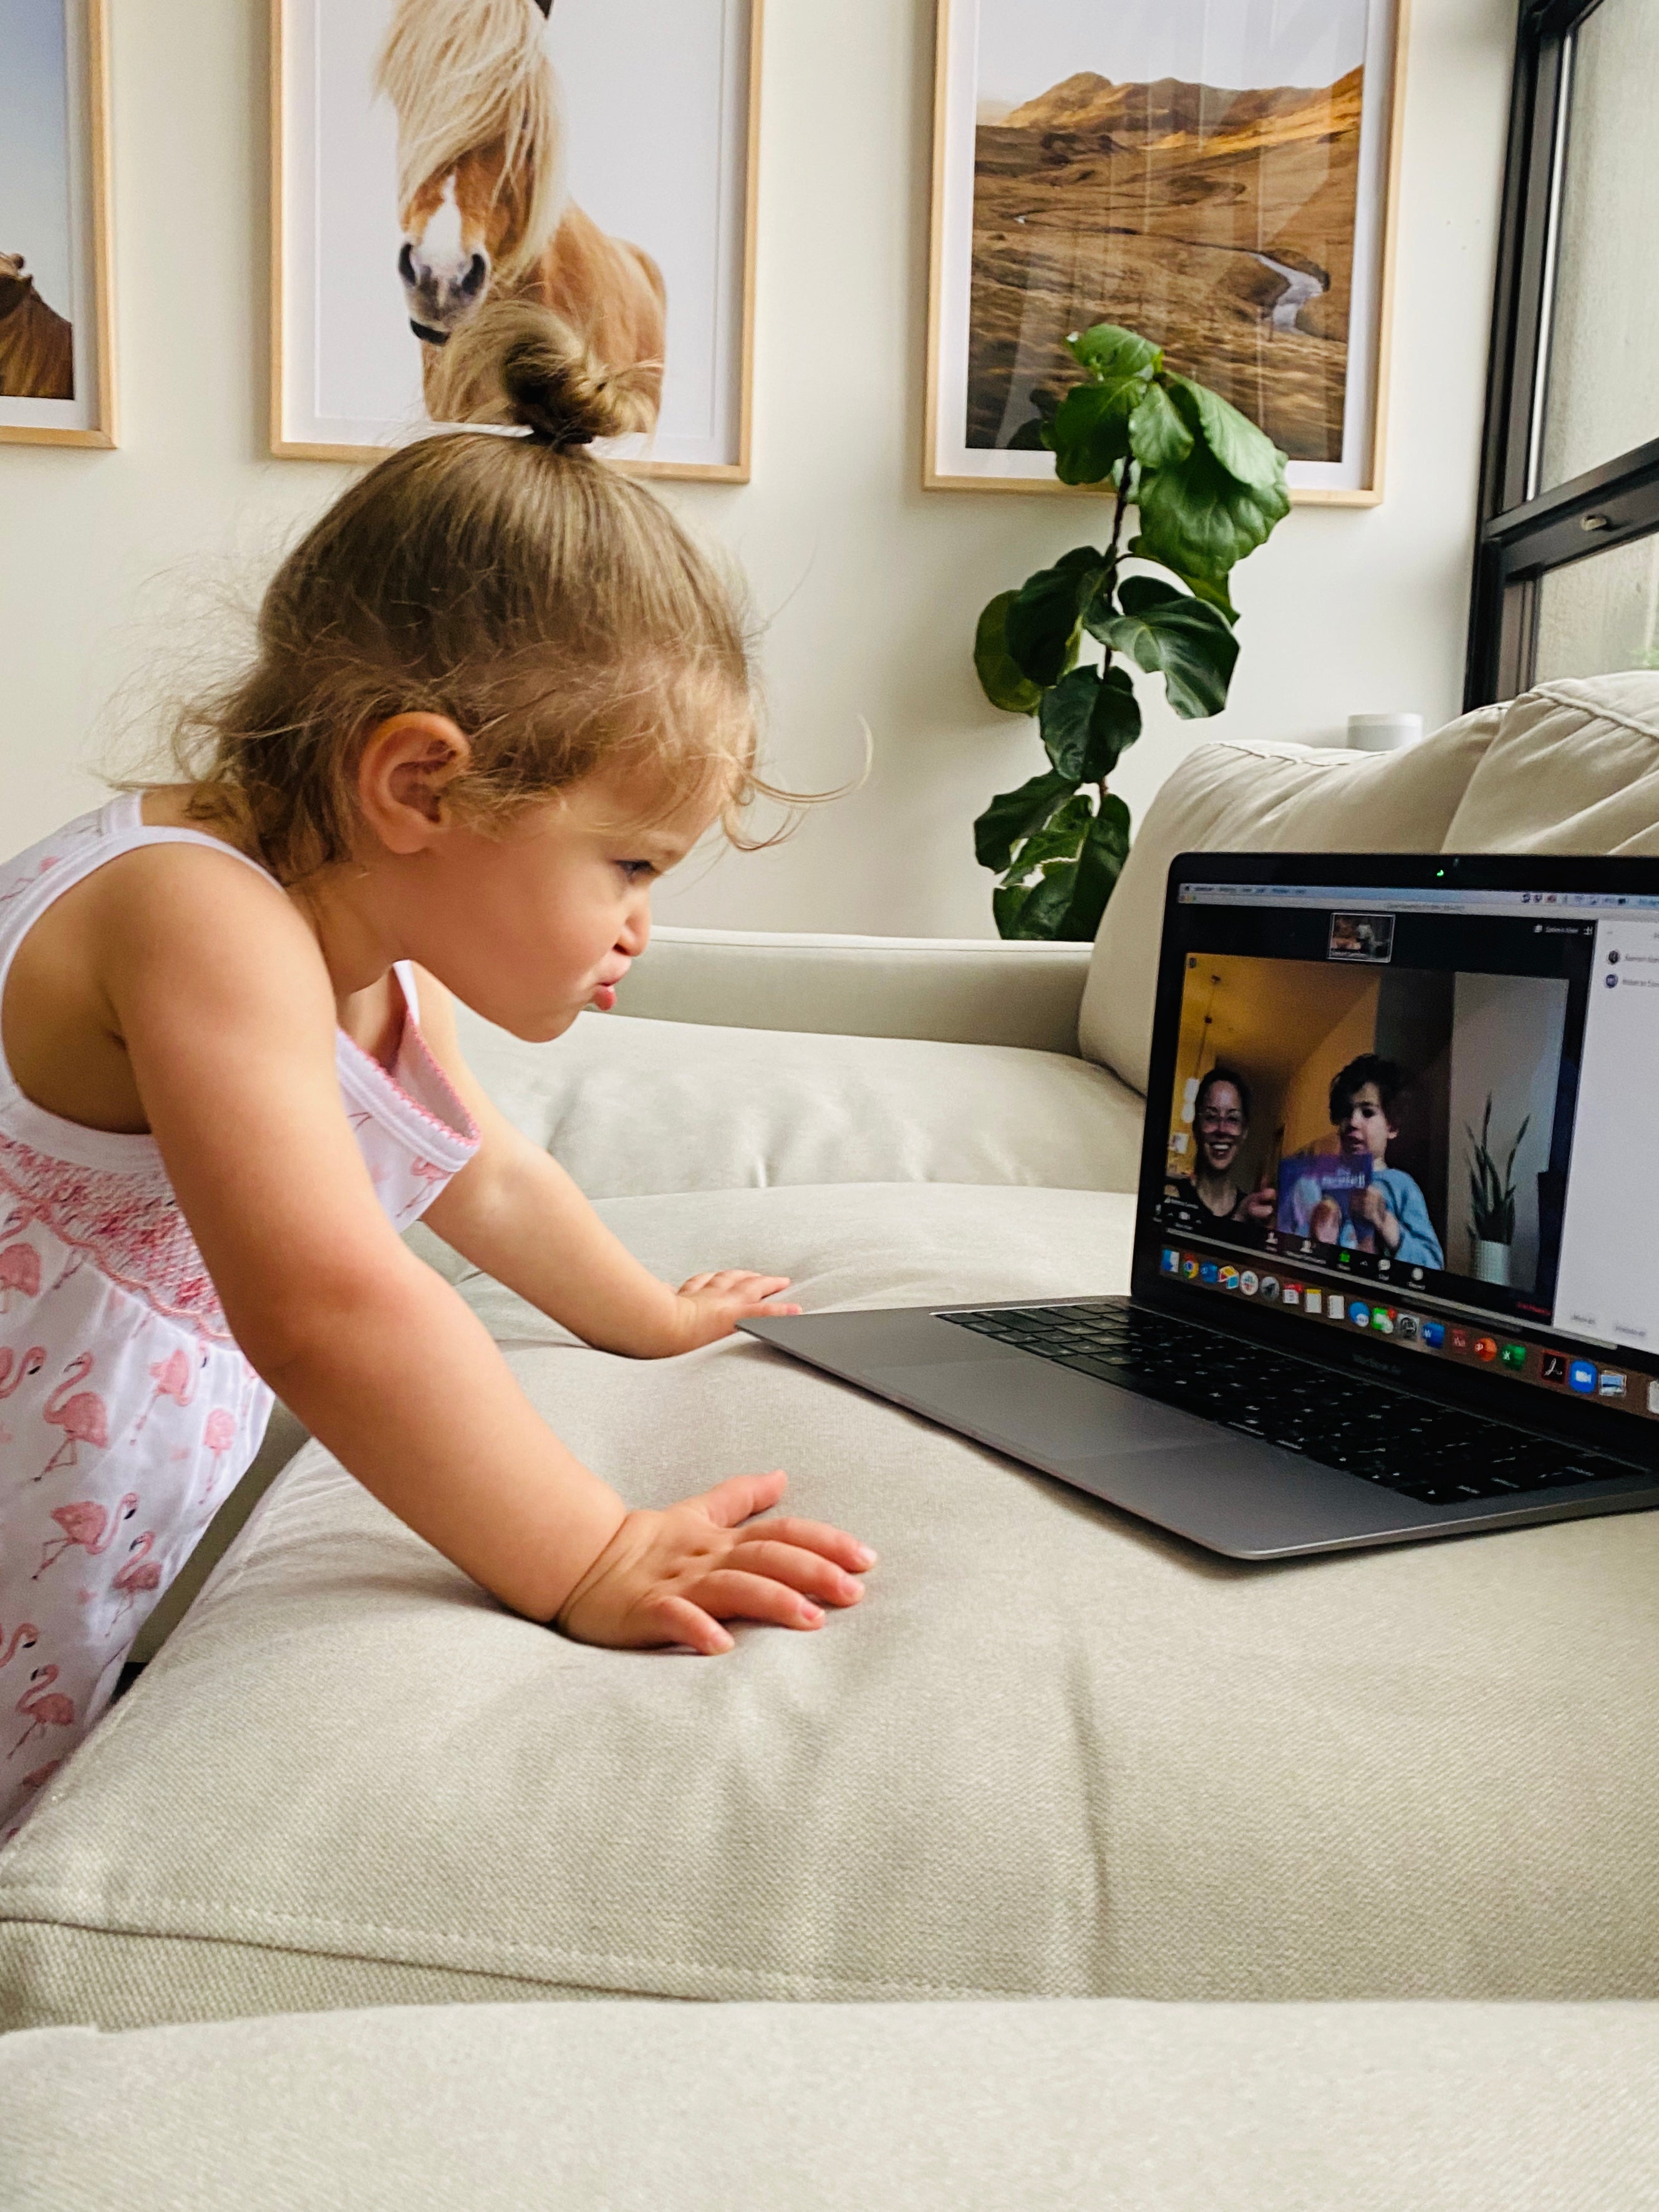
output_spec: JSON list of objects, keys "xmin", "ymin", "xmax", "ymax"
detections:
[{"xmin": 1163, "ymin": 949, "xmax": 1575, "ymax": 1307}]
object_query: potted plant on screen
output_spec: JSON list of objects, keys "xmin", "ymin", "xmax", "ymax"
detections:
[
  {"xmin": 973, "ymin": 323, "xmax": 1291, "ymax": 940},
  {"xmin": 1466, "ymin": 1096, "xmax": 1531, "ymax": 1287}
]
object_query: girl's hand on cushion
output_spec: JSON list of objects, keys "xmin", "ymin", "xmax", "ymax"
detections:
[
  {"xmin": 553, "ymin": 1471, "xmax": 874, "ymax": 1655},
  {"xmin": 669, "ymin": 1269, "xmax": 801, "ymax": 1352}
]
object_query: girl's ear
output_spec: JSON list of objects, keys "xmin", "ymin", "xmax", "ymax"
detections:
[{"xmin": 358, "ymin": 714, "xmax": 475, "ymax": 853}]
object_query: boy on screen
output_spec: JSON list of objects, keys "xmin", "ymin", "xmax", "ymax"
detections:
[{"xmin": 1329, "ymin": 1054, "xmax": 1444, "ymax": 1268}]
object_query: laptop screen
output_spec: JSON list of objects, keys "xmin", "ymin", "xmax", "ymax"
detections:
[{"xmin": 1136, "ymin": 856, "xmax": 1659, "ymax": 1451}]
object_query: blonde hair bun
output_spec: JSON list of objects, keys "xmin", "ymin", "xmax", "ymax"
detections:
[{"xmin": 430, "ymin": 299, "xmax": 659, "ymax": 448}]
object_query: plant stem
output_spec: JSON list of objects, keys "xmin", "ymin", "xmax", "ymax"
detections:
[
  {"xmin": 1108, "ymin": 462, "xmax": 1135, "ymax": 564},
  {"xmin": 1093, "ymin": 463, "xmax": 1136, "ymax": 699}
]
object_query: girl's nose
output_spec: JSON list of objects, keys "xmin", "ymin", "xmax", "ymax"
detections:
[{"xmin": 618, "ymin": 909, "xmax": 651, "ymax": 959}]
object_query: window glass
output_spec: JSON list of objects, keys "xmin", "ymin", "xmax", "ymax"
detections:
[
  {"xmin": 1532, "ymin": 531, "xmax": 1659, "ymax": 682},
  {"xmin": 1537, "ymin": 0, "xmax": 1659, "ymax": 493}
]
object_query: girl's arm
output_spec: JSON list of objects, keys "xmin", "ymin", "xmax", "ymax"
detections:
[
  {"xmin": 410, "ymin": 970, "xmax": 796, "ymax": 1358},
  {"xmin": 100, "ymin": 851, "xmax": 865, "ymax": 1645}
]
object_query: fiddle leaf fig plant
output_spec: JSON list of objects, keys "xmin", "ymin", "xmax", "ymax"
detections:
[{"xmin": 974, "ymin": 322, "xmax": 1291, "ymax": 940}]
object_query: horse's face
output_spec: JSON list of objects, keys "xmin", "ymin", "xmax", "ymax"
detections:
[{"xmin": 396, "ymin": 143, "xmax": 523, "ymax": 345}]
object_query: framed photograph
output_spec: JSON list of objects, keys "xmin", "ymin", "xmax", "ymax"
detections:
[
  {"xmin": 0, "ymin": 0, "xmax": 116, "ymax": 448},
  {"xmin": 926, "ymin": 0, "xmax": 1408, "ymax": 506},
  {"xmin": 272, "ymin": 0, "xmax": 762, "ymax": 478}
]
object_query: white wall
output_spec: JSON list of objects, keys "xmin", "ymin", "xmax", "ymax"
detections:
[
  {"xmin": 0, "ymin": 0, "xmax": 1515, "ymax": 938},
  {"xmin": 1446, "ymin": 972, "xmax": 1569, "ymax": 1288}
]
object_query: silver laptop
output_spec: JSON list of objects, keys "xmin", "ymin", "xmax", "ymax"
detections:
[{"xmin": 742, "ymin": 852, "xmax": 1659, "ymax": 1559}]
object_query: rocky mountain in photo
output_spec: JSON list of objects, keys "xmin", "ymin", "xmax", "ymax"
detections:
[{"xmin": 969, "ymin": 68, "xmax": 1364, "ymax": 461}]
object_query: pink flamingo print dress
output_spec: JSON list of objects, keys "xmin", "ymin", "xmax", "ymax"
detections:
[{"xmin": 0, "ymin": 796, "xmax": 478, "ymax": 1840}]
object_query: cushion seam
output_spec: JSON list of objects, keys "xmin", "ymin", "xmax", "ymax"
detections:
[
  {"xmin": 1524, "ymin": 683, "xmax": 1659, "ymax": 745},
  {"xmin": 0, "ymin": 1906, "xmax": 1043, "ymax": 2002}
]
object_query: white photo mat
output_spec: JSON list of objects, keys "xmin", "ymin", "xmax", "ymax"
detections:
[
  {"xmin": 272, "ymin": 0, "xmax": 760, "ymax": 478},
  {"xmin": 924, "ymin": 0, "xmax": 1407, "ymax": 506}
]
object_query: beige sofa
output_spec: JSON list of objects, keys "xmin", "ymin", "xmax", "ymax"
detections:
[{"xmin": 4, "ymin": 678, "xmax": 1659, "ymax": 2197}]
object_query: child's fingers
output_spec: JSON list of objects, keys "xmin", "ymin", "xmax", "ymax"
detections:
[
  {"xmin": 692, "ymin": 1567, "xmax": 825, "ymax": 1631},
  {"xmin": 737, "ymin": 1515, "xmax": 876, "ymax": 1572},
  {"xmin": 725, "ymin": 1537, "xmax": 865, "ymax": 1606},
  {"xmin": 740, "ymin": 1298, "xmax": 801, "ymax": 1319},
  {"xmin": 649, "ymin": 1591, "xmax": 735, "ymax": 1656},
  {"xmin": 690, "ymin": 1469, "xmax": 789, "ymax": 1527}
]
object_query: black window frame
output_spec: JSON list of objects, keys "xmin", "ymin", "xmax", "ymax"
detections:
[{"xmin": 1466, "ymin": 0, "xmax": 1659, "ymax": 707}]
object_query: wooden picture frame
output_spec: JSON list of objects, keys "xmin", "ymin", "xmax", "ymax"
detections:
[
  {"xmin": 924, "ymin": 0, "xmax": 1408, "ymax": 508},
  {"xmin": 271, "ymin": 0, "xmax": 762, "ymax": 480},
  {"xmin": 0, "ymin": 0, "xmax": 117, "ymax": 449}
]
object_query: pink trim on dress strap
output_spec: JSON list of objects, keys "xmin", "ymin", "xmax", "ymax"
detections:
[{"xmin": 334, "ymin": 1026, "xmax": 480, "ymax": 1154}]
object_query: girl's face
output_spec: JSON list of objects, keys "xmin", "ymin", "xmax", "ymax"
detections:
[
  {"xmin": 380, "ymin": 766, "xmax": 717, "ymax": 1041},
  {"xmin": 1338, "ymin": 1081, "xmax": 1397, "ymax": 1162}
]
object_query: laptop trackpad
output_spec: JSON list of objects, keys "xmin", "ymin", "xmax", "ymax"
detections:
[{"xmin": 864, "ymin": 1357, "xmax": 1206, "ymax": 1462}]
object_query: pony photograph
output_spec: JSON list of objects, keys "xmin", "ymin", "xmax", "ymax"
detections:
[
  {"xmin": 275, "ymin": 0, "xmax": 758, "ymax": 476},
  {"xmin": 0, "ymin": 0, "xmax": 114, "ymax": 445}
]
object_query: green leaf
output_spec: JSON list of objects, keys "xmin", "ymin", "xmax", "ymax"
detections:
[
  {"xmin": 974, "ymin": 592, "xmax": 1043, "ymax": 715},
  {"xmin": 1048, "ymin": 381, "xmax": 1138, "ymax": 485},
  {"xmin": 1095, "ymin": 575, "xmax": 1239, "ymax": 720},
  {"xmin": 1038, "ymin": 667, "xmax": 1100, "ymax": 779},
  {"xmin": 1085, "ymin": 663, "xmax": 1143, "ymax": 775},
  {"xmin": 1133, "ymin": 438, "xmax": 1290, "ymax": 585},
  {"xmin": 992, "ymin": 788, "xmax": 1095, "ymax": 940},
  {"xmin": 1036, "ymin": 660, "xmax": 1145, "ymax": 781},
  {"xmin": 1125, "ymin": 543, "xmax": 1238, "ymax": 624},
  {"xmin": 1168, "ymin": 375, "xmax": 1285, "ymax": 493},
  {"xmin": 996, "ymin": 864, "xmax": 1083, "ymax": 940},
  {"xmin": 1128, "ymin": 382, "xmax": 1193, "ymax": 470},
  {"xmin": 1066, "ymin": 324, "xmax": 1162, "ymax": 381},
  {"xmin": 1007, "ymin": 790, "xmax": 1095, "ymax": 876},
  {"xmin": 1004, "ymin": 547, "xmax": 1103, "ymax": 686},
  {"xmin": 973, "ymin": 767, "xmax": 1075, "ymax": 873},
  {"xmin": 1059, "ymin": 795, "xmax": 1133, "ymax": 941},
  {"xmin": 993, "ymin": 790, "xmax": 1131, "ymax": 942}
]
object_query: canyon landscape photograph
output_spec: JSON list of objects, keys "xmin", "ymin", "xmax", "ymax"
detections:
[{"xmin": 959, "ymin": 0, "xmax": 1381, "ymax": 468}]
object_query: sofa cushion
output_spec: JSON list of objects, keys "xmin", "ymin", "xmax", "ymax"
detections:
[
  {"xmin": 1445, "ymin": 674, "xmax": 1659, "ymax": 856},
  {"xmin": 2, "ymin": 1182, "xmax": 1656, "ymax": 2031},
  {"xmin": 1080, "ymin": 713, "xmax": 1501, "ymax": 1091},
  {"xmin": 613, "ymin": 925, "xmax": 1093, "ymax": 1054},
  {"xmin": 4, "ymin": 1999, "xmax": 1655, "ymax": 2212},
  {"xmin": 455, "ymin": 1003, "xmax": 1145, "ymax": 1197}
]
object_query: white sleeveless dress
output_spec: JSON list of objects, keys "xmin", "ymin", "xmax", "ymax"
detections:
[{"xmin": 0, "ymin": 796, "xmax": 479, "ymax": 1840}]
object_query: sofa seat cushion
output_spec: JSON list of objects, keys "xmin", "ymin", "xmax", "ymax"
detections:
[
  {"xmin": 455, "ymin": 1003, "xmax": 1145, "ymax": 1197},
  {"xmin": 2, "ymin": 1182, "xmax": 1657, "ymax": 2031},
  {"xmin": 4, "ymin": 2000, "xmax": 1655, "ymax": 2212}
]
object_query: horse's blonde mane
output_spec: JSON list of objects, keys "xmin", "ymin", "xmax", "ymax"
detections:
[{"xmin": 377, "ymin": 0, "xmax": 565, "ymax": 281}]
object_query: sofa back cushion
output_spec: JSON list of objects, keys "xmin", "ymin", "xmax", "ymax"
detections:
[
  {"xmin": 1445, "ymin": 672, "xmax": 1659, "ymax": 855},
  {"xmin": 453, "ymin": 1005, "xmax": 1146, "ymax": 1199},
  {"xmin": 1080, "ymin": 674, "xmax": 1659, "ymax": 1095}
]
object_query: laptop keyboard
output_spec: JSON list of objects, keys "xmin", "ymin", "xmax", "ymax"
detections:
[{"xmin": 939, "ymin": 1301, "xmax": 1628, "ymax": 1507}]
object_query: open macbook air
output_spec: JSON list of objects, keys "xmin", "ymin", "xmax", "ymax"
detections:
[{"xmin": 742, "ymin": 852, "xmax": 1659, "ymax": 1559}]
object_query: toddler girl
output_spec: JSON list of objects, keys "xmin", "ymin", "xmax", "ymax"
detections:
[{"xmin": 0, "ymin": 306, "xmax": 873, "ymax": 1842}]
